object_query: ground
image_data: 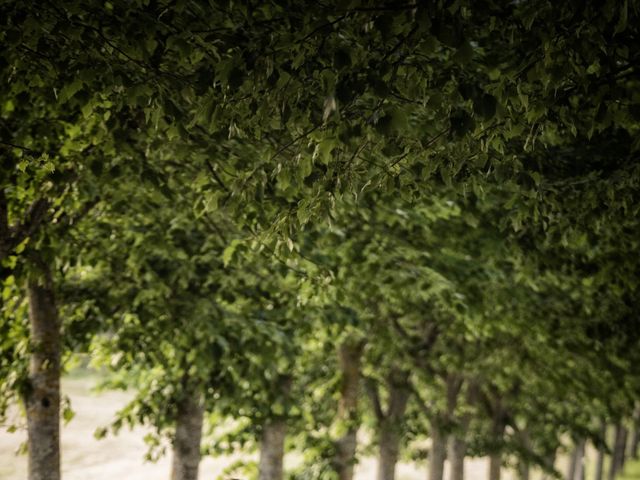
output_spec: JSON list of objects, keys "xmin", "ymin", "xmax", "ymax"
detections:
[{"xmin": 0, "ymin": 373, "xmax": 601, "ymax": 480}]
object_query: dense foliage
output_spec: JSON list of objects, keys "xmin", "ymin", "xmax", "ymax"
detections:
[{"xmin": 1, "ymin": 1, "xmax": 639, "ymax": 480}]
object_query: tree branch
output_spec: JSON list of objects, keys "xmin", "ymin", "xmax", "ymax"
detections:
[
  {"xmin": 0, "ymin": 140, "xmax": 40, "ymax": 154},
  {"xmin": 0, "ymin": 189, "xmax": 8, "ymax": 242},
  {"xmin": 204, "ymin": 158, "xmax": 230, "ymax": 193},
  {"xmin": 408, "ymin": 379, "xmax": 436, "ymax": 420},
  {"xmin": 364, "ymin": 375, "xmax": 385, "ymax": 421},
  {"xmin": 51, "ymin": 198, "xmax": 100, "ymax": 235}
]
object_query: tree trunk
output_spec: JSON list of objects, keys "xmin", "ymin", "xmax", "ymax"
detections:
[
  {"xmin": 631, "ymin": 406, "xmax": 640, "ymax": 460},
  {"xmin": 631, "ymin": 429, "xmax": 640, "ymax": 460},
  {"xmin": 258, "ymin": 374, "xmax": 291, "ymax": 480},
  {"xmin": 609, "ymin": 423, "xmax": 626, "ymax": 480},
  {"xmin": 566, "ymin": 440, "xmax": 583, "ymax": 480},
  {"xmin": 619, "ymin": 426, "xmax": 628, "ymax": 471},
  {"xmin": 449, "ymin": 436, "xmax": 467, "ymax": 480},
  {"xmin": 518, "ymin": 430, "xmax": 532, "ymax": 480},
  {"xmin": 378, "ymin": 418, "xmax": 402, "ymax": 480},
  {"xmin": 440, "ymin": 374, "xmax": 464, "ymax": 480},
  {"xmin": 376, "ymin": 370, "xmax": 411, "ymax": 480},
  {"xmin": 489, "ymin": 452, "xmax": 501, "ymax": 480},
  {"xmin": 259, "ymin": 418, "xmax": 287, "ymax": 480},
  {"xmin": 487, "ymin": 396, "xmax": 505, "ymax": 480},
  {"xmin": 541, "ymin": 449, "xmax": 557, "ymax": 480},
  {"xmin": 25, "ymin": 276, "xmax": 61, "ymax": 480},
  {"xmin": 575, "ymin": 439, "xmax": 586, "ymax": 480},
  {"xmin": 171, "ymin": 391, "xmax": 204, "ymax": 480},
  {"xmin": 429, "ymin": 422, "xmax": 447, "ymax": 480},
  {"xmin": 449, "ymin": 380, "xmax": 476, "ymax": 480},
  {"xmin": 334, "ymin": 340, "xmax": 365, "ymax": 480},
  {"xmin": 595, "ymin": 422, "xmax": 607, "ymax": 480}
]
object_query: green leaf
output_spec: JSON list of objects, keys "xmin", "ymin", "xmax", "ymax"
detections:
[{"xmin": 222, "ymin": 239, "xmax": 242, "ymax": 266}]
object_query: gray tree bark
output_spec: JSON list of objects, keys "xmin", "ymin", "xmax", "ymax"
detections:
[
  {"xmin": 487, "ymin": 396, "xmax": 505, "ymax": 480},
  {"xmin": 258, "ymin": 374, "xmax": 292, "ymax": 480},
  {"xmin": 488, "ymin": 452, "xmax": 502, "ymax": 480},
  {"xmin": 428, "ymin": 375, "xmax": 463, "ymax": 480},
  {"xmin": 517, "ymin": 429, "xmax": 532, "ymax": 480},
  {"xmin": 575, "ymin": 439, "xmax": 586, "ymax": 480},
  {"xmin": 429, "ymin": 422, "xmax": 447, "ymax": 480},
  {"xmin": 378, "ymin": 423, "xmax": 401, "ymax": 480},
  {"xmin": 258, "ymin": 418, "xmax": 287, "ymax": 480},
  {"xmin": 541, "ymin": 449, "xmax": 557, "ymax": 480},
  {"xmin": 632, "ymin": 405, "xmax": 640, "ymax": 459},
  {"xmin": 609, "ymin": 423, "xmax": 627, "ymax": 480},
  {"xmin": 630, "ymin": 409, "xmax": 640, "ymax": 460},
  {"xmin": 619, "ymin": 426, "xmax": 628, "ymax": 471},
  {"xmin": 566, "ymin": 439, "xmax": 585, "ymax": 480},
  {"xmin": 170, "ymin": 391, "xmax": 204, "ymax": 480},
  {"xmin": 595, "ymin": 422, "xmax": 607, "ymax": 480},
  {"xmin": 376, "ymin": 369, "xmax": 411, "ymax": 480},
  {"xmin": 448, "ymin": 379, "xmax": 476, "ymax": 480},
  {"xmin": 334, "ymin": 340, "xmax": 365, "ymax": 480},
  {"xmin": 449, "ymin": 435, "xmax": 467, "ymax": 480},
  {"xmin": 25, "ymin": 276, "xmax": 61, "ymax": 480},
  {"xmin": 631, "ymin": 424, "xmax": 640, "ymax": 460}
]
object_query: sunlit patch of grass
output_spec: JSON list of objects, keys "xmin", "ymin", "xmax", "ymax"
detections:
[{"xmin": 619, "ymin": 459, "xmax": 640, "ymax": 480}]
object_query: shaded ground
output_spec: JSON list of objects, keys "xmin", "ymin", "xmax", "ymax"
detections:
[{"xmin": 1, "ymin": 374, "xmax": 507, "ymax": 479}]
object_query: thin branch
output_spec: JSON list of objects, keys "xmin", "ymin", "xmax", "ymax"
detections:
[
  {"xmin": 269, "ymin": 124, "xmax": 321, "ymax": 162},
  {"xmin": 0, "ymin": 189, "xmax": 8, "ymax": 242},
  {"xmin": 12, "ymin": 198, "xmax": 50, "ymax": 242},
  {"xmin": 201, "ymin": 213, "xmax": 228, "ymax": 245},
  {"xmin": 204, "ymin": 158, "xmax": 230, "ymax": 193},
  {"xmin": 297, "ymin": 14, "xmax": 349, "ymax": 45},
  {"xmin": 407, "ymin": 379, "xmax": 436, "ymax": 420},
  {"xmin": 52, "ymin": 197, "xmax": 100, "ymax": 235},
  {"xmin": 0, "ymin": 141, "xmax": 40, "ymax": 154},
  {"xmin": 364, "ymin": 375, "xmax": 385, "ymax": 421},
  {"xmin": 345, "ymin": 4, "xmax": 417, "ymax": 12}
]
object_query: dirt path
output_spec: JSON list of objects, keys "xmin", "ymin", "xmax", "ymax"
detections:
[{"xmin": 0, "ymin": 376, "xmax": 503, "ymax": 480}]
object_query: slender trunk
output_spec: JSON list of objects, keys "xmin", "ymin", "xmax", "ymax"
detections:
[
  {"xmin": 378, "ymin": 418, "xmax": 401, "ymax": 480},
  {"xmin": 489, "ymin": 452, "xmax": 501, "ymax": 480},
  {"xmin": 25, "ymin": 277, "xmax": 61, "ymax": 480},
  {"xmin": 259, "ymin": 418, "xmax": 287, "ymax": 480},
  {"xmin": 609, "ymin": 423, "xmax": 626, "ymax": 480},
  {"xmin": 619, "ymin": 426, "xmax": 628, "ymax": 471},
  {"xmin": 428, "ymin": 374, "xmax": 462, "ymax": 480},
  {"xmin": 632, "ymin": 430, "xmax": 640, "ymax": 460},
  {"xmin": 259, "ymin": 374, "xmax": 292, "ymax": 480},
  {"xmin": 488, "ymin": 397, "xmax": 505, "ymax": 480},
  {"xmin": 541, "ymin": 449, "xmax": 557, "ymax": 480},
  {"xmin": 449, "ymin": 436, "xmax": 467, "ymax": 480},
  {"xmin": 595, "ymin": 422, "xmax": 607, "ymax": 480},
  {"xmin": 171, "ymin": 391, "xmax": 204, "ymax": 480},
  {"xmin": 429, "ymin": 422, "xmax": 447, "ymax": 480},
  {"xmin": 574, "ymin": 439, "xmax": 586, "ymax": 480},
  {"xmin": 377, "ymin": 370, "xmax": 410, "ymax": 480},
  {"xmin": 631, "ymin": 406, "xmax": 640, "ymax": 459},
  {"xmin": 444, "ymin": 374, "xmax": 464, "ymax": 480},
  {"xmin": 630, "ymin": 421, "xmax": 640, "ymax": 460},
  {"xmin": 567, "ymin": 441, "xmax": 580, "ymax": 480},
  {"xmin": 609, "ymin": 424, "xmax": 618, "ymax": 480},
  {"xmin": 449, "ymin": 381, "xmax": 475, "ymax": 480},
  {"xmin": 334, "ymin": 340, "xmax": 365, "ymax": 480},
  {"xmin": 518, "ymin": 430, "xmax": 532, "ymax": 480}
]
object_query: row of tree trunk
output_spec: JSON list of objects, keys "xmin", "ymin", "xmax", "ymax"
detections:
[
  {"xmin": 568, "ymin": 419, "xmax": 640, "ymax": 480},
  {"xmin": 20, "ymin": 282, "xmax": 640, "ymax": 480}
]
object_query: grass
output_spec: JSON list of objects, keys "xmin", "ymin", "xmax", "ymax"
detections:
[{"xmin": 619, "ymin": 459, "xmax": 640, "ymax": 480}]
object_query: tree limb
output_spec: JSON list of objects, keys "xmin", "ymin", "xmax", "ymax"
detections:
[{"xmin": 364, "ymin": 375, "xmax": 385, "ymax": 421}]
